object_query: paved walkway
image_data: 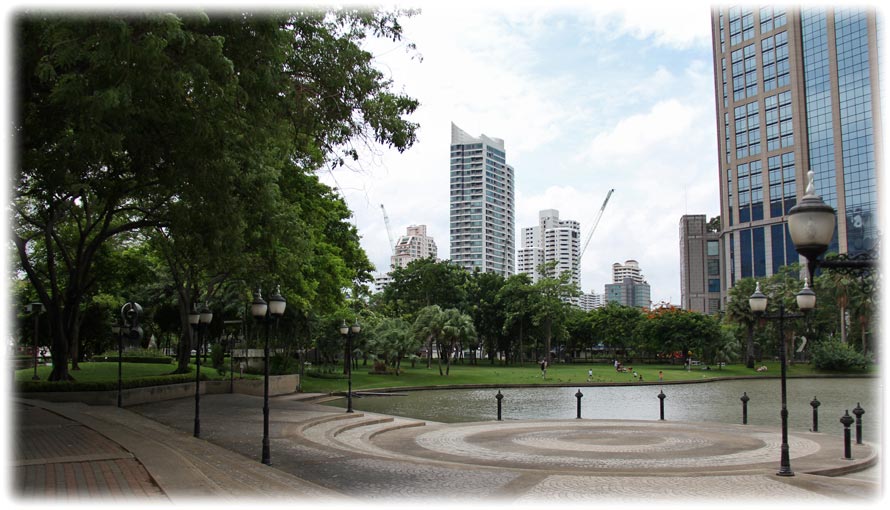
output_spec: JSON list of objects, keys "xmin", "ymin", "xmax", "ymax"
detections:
[{"xmin": 10, "ymin": 393, "xmax": 883, "ymax": 504}]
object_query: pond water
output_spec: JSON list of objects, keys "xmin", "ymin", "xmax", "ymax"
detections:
[{"xmin": 325, "ymin": 377, "xmax": 881, "ymax": 436}]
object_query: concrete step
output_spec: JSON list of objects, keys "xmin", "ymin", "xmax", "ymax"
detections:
[{"xmin": 294, "ymin": 411, "xmax": 425, "ymax": 459}]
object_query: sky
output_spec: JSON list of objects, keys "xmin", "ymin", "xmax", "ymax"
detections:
[{"xmin": 321, "ymin": 1, "xmax": 721, "ymax": 304}]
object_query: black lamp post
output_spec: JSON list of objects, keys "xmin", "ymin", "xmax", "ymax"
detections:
[
  {"xmin": 224, "ymin": 319, "xmax": 243, "ymax": 393},
  {"xmin": 117, "ymin": 302, "xmax": 143, "ymax": 408},
  {"xmin": 787, "ymin": 170, "xmax": 878, "ymax": 283},
  {"xmin": 339, "ymin": 319, "xmax": 361, "ymax": 413},
  {"xmin": 251, "ymin": 286, "xmax": 286, "ymax": 466},
  {"xmin": 749, "ymin": 280, "xmax": 815, "ymax": 477},
  {"xmin": 191, "ymin": 303, "xmax": 212, "ymax": 438}
]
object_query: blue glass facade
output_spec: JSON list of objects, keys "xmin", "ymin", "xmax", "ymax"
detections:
[
  {"xmin": 835, "ymin": 9, "xmax": 879, "ymax": 254},
  {"xmin": 714, "ymin": 6, "xmax": 881, "ymax": 301}
]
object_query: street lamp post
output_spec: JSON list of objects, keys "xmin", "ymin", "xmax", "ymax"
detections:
[
  {"xmin": 748, "ymin": 280, "xmax": 815, "ymax": 477},
  {"xmin": 787, "ymin": 171, "xmax": 878, "ymax": 283},
  {"xmin": 117, "ymin": 302, "xmax": 143, "ymax": 409},
  {"xmin": 191, "ymin": 303, "xmax": 213, "ymax": 438},
  {"xmin": 339, "ymin": 319, "xmax": 361, "ymax": 413},
  {"xmin": 224, "ymin": 319, "xmax": 243, "ymax": 393},
  {"xmin": 251, "ymin": 286, "xmax": 286, "ymax": 466}
]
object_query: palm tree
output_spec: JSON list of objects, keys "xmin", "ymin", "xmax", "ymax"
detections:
[
  {"xmin": 440, "ymin": 309, "xmax": 477, "ymax": 376},
  {"xmin": 412, "ymin": 305, "xmax": 444, "ymax": 369}
]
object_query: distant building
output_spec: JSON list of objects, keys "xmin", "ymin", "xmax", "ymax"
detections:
[
  {"xmin": 578, "ymin": 292, "xmax": 605, "ymax": 312},
  {"xmin": 605, "ymin": 260, "xmax": 651, "ymax": 309},
  {"xmin": 373, "ymin": 272, "xmax": 393, "ymax": 294},
  {"xmin": 679, "ymin": 215, "xmax": 722, "ymax": 314},
  {"xmin": 449, "ymin": 122, "xmax": 515, "ymax": 276},
  {"xmin": 517, "ymin": 209, "xmax": 580, "ymax": 287},
  {"xmin": 392, "ymin": 225, "xmax": 437, "ymax": 269}
]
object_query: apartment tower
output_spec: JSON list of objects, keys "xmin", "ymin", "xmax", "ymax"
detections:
[
  {"xmin": 449, "ymin": 123, "xmax": 515, "ymax": 276},
  {"xmin": 392, "ymin": 225, "xmax": 437, "ymax": 270},
  {"xmin": 711, "ymin": 6, "xmax": 882, "ymax": 300},
  {"xmin": 517, "ymin": 209, "xmax": 581, "ymax": 286}
]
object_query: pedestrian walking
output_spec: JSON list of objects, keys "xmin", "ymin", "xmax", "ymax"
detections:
[
  {"xmin": 541, "ymin": 360, "xmax": 547, "ymax": 379},
  {"xmin": 587, "ymin": 368, "xmax": 593, "ymax": 382},
  {"xmin": 658, "ymin": 370, "xmax": 663, "ymax": 383}
]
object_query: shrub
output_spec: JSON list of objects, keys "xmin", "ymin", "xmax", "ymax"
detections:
[
  {"xmin": 811, "ymin": 339, "xmax": 869, "ymax": 371},
  {"xmin": 211, "ymin": 346, "xmax": 226, "ymax": 376}
]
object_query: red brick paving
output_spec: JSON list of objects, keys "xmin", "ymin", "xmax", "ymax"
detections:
[{"xmin": 11, "ymin": 404, "xmax": 167, "ymax": 501}]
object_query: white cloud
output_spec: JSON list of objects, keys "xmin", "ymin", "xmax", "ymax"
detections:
[{"xmin": 324, "ymin": 3, "xmax": 722, "ymax": 304}]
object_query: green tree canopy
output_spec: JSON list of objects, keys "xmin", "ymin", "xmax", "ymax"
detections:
[{"xmin": 13, "ymin": 9, "xmax": 419, "ymax": 380}]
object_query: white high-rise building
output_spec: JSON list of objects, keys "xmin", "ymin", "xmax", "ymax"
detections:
[
  {"xmin": 579, "ymin": 292, "xmax": 605, "ymax": 311},
  {"xmin": 611, "ymin": 259, "xmax": 645, "ymax": 284},
  {"xmin": 450, "ymin": 123, "xmax": 515, "ymax": 276},
  {"xmin": 392, "ymin": 225, "xmax": 437, "ymax": 269},
  {"xmin": 517, "ymin": 209, "xmax": 580, "ymax": 287}
]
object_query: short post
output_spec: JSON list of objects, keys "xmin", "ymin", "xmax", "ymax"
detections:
[
  {"xmin": 496, "ymin": 390, "xmax": 504, "ymax": 421},
  {"xmin": 840, "ymin": 410, "xmax": 854, "ymax": 460},
  {"xmin": 740, "ymin": 392, "xmax": 750, "ymax": 425},
  {"xmin": 852, "ymin": 403, "xmax": 865, "ymax": 444},
  {"xmin": 657, "ymin": 390, "xmax": 666, "ymax": 421},
  {"xmin": 810, "ymin": 397, "xmax": 820, "ymax": 432},
  {"xmin": 575, "ymin": 389, "xmax": 583, "ymax": 419}
]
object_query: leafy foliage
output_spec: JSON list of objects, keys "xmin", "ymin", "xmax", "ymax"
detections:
[{"xmin": 811, "ymin": 339, "xmax": 869, "ymax": 371}]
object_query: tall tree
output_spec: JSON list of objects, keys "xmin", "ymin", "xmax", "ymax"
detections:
[
  {"xmin": 531, "ymin": 261, "xmax": 581, "ymax": 364},
  {"xmin": 497, "ymin": 273, "xmax": 536, "ymax": 364},
  {"xmin": 465, "ymin": 271, "xmax": 506, "ymax": 364},
  {"xmin": 14, "ymin": 9, "xmax": 418, "ymax": 380},
  {"xmin": 438, "ymin": 308, "xmax": 476, "ymax": 376},
  {"xmin": 724, "ymin": 278, "xmax": 758, "ymax": 368}
]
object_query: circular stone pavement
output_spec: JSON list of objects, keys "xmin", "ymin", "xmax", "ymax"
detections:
[{"xmin": 370, "ymin": 419, "xmax": 876, "ymax": 476}]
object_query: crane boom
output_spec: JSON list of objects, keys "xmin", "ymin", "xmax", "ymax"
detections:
[
  {"xmin": 580, "ymin": 189, "xmax": 614, "ymax": 261},
  {"xmin": 380, "ymin": 204, "xmax": 396, "ymax": 255}
]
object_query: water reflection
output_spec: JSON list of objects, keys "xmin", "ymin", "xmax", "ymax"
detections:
[{"xmin": 326, "ymin": 378, "xmax": 880, "ymax": 436}]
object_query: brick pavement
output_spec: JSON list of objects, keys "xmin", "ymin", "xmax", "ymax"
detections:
[
  {"xmin": 11, "ymin": 403, "xmax": 166, "ymax": 501},
  {"xmin": 9, "ymin": 393, "xmax": 884, "ymax": 504}
]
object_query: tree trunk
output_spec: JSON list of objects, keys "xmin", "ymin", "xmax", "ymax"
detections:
[
  {"xmin": 426, "ymin": 334, "xmax": 433, "ymax": 369},
  {"xmin": 518, "ymin": 321, "xmax": 524, "ymax": 364}
]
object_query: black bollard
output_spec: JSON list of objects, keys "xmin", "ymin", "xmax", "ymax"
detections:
[
  {"xmin": 575, "ymin": 389, "xmax": 583, "ymax": 419},
  {"xmin": 852, "ymin": 403, "xmax": 865, "ymax": 444},
  {"xmin": 496, "ymin": 390, "xmax": 503, "ymax": 421},
  {"xmin": 840, "ymin": 410, "xmax": 854, "ymax": 460},
  {"xmin": 810, "ymin": 397, "xmax": 820, "ymax": 432},
  {"xmin": 740, "ymin": 392, "xmax": 750, "ymax": 425},
  {"xmin": 658, "ymin": 390, "xmax": 666, "ymax": 421}
]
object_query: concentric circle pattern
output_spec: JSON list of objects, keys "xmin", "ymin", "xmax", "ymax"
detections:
[{"xmin": 378, "ymin": 419, "xmax": 824, "ymax": 474}]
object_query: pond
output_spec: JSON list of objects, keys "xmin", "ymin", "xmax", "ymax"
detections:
[{"xmin": 325, "ymin": 377, "xmax": 881, "ymax": 436}]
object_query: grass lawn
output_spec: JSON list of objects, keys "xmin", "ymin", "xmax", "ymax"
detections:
[
  {"xmin": 14, "ymin": 358, "xmax": 864, "ymax": 394},
  {"xmin": 299, "ymin": 360, "xmax": 826, "ymax": 394}
]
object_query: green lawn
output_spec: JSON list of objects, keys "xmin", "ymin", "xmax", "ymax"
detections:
[
  {"xmin": 299, "ymin": 361, "xmax": 825, "ymax": 394},
  {"xmin": 14, "ymin": 358, "xmax": 860, "ymax": 394}
]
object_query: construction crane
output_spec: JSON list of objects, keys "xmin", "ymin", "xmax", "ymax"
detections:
[
  {"xmin": 579, "ymin": 189, "xmax": 614, "ymax": 261},
  {"xmin": 380, "ymin": 204, "xmax": 396, "ymax": 256}
]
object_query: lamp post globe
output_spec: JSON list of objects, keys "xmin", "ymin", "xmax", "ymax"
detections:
[
  {"xmin": 787, "ymin": 171, "xmax": 836, "ymax": 280},
  {"xmin": 268, "ymin": 285, "xmax": 286, "ymax": 318},
  {"xmin": 251, "ymin": 289, "xmax": 268, "ymax": 320},
  {"xmin": 748, "ymin": 282, "xmax": 768, "ymax": 313},
  {"xmin": 796, "ymin": 280, "xmax": 817, "ymax": 311}
]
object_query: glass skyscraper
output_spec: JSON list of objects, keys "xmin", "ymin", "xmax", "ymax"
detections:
[
  {"xmin": 710, "ymin": 6, "xmax": 882, "ymax": 300},
  {"xmin": 449, "ymin": 122, "xmax": 515, "ymax": 276}
]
